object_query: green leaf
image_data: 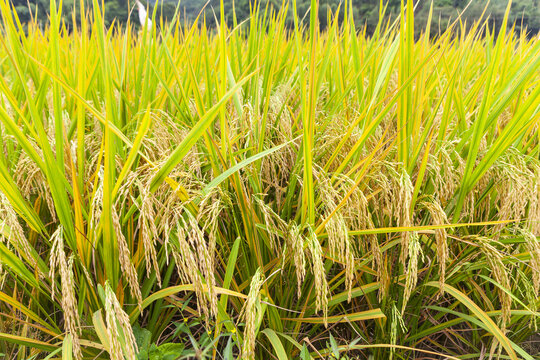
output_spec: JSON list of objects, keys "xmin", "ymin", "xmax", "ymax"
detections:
[
  {"xmin": 300, "ymin": 344, "xmax": 312, "ymax": 360},
  {"xmin": 329, "ymin": 333, "xmax": 339, "ymax": 358},
  {"xmin": 62, "ymin": 334, "xmax": 73, "ymax": 360},
  {"xmin": 261, "ymin": 329, "xmax": 288, "ymax": 360},
  {"xmin": 157, "ymin": 343, "xmax": 185, "ymax": 359},
  {"xmin": 201, "ymin": 137, "xmax": 299, "ymax": 198},
  {"xmin": 283, "ymin": 309, "xmax": 386, "ymax": 324},
  {"xmin": 425, "ymin": 282, "xmax": 518, "ymax": 360},
  {"xmin": 149, "ymin": 72, "xmax": 256, "ymax": 192},
  {"xmin": 0, "ymin": 333, "xmax": 57, "ymax": 352},
  {"xmin": 133, "ymin": 324, "xmax": 152, "ymax": 353},
  {"xmin": 92, "ymin": 310, "xmax": 111, "ymax": 354}
]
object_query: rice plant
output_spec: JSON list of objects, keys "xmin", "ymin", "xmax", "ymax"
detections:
[{"xmin": 0, "ymin": 0, "xmax": 539, "ymax": 359}]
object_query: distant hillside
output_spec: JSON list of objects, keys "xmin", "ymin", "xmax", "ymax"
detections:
[
  {"xmin": 8, "ymin": 0, "xmax": 540, "ymax": 36},
  {"xmin": 142, "ymin": 0, "xmax": 540, "ymax": 36}
]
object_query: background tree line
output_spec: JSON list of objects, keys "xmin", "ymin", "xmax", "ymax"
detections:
[{"xmin": 9, "ymin": 0, "xmax": 540, "ymax": 36}]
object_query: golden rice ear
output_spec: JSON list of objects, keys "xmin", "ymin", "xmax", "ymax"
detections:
[
  {"xmin": 104, "ymin": 281, "xmax": 138, "ymax": 360},
  {"xmin": 315, "ymin": 167, "xmax": 355, "ymax": 300},
  {"xmin": 369, "ymin": 233, "xmax": 389, "ymax": 301},
  {"xmin": 519, "ymin": 228, "xmax": 540, "ymax": 296},
  {"xmin": 186, "ymin": 210, "xmax": 218, "ymax": 319},
  {"xmin": 170, "ymin": 215, "xmax": 207, "ymax": 319},
  {"xmin": 0, "ymin": 191, "xmax": 38, "ymax": 269},
  {"xmin": 516, "ymin": 268, "xmax": 539, "ymax": 331},
  {"xmin": 368, "ymin": 162, "xmax": 393, "ymax": 224},
  {"xmin": 340, "ymin": 178, "xmax": 370, "ymax": 236},
  {"xmin": 137, "ymin": 183, "xmax": 161, "ymax": 286},
  {"xmin": 307, "ymin": 227, "xmax": 329, "ymax": 327},
  {"xmin": 66, "ymin": 257, "xmax": 83, "ymax": 360},
  {"xmin": 111, "ymin": 206, "xmax": 143, "ymax": 310},
  {"xmin": 395, "ymin": 167, "xmax": 414, "ymax": 266},
  {"xmin": 475, "ymin": 236, "xmax": 512, "ymax": 330},
  {"xmin": 427, "ymin": 141, "xmax": 463, "ymax": 207},
  {"xmin": 13, "ymin": 139, "xmax": 57, "ymax": 221},
  {"xmin": 402, "ymin": 231, "xmax": 422, "ymax": 313},
  {"xmin": 259, "ymin": 85, "xmax": 298, "ymax": 209},
  {"xmin": 198, "ymin": 187, "xmax": 229, "ymax": 261},
  {"xmin": 337, "ymin": 178, "xmax": 391, "ymax": 298},
  {"xmin": 89, "ymin": 166, "xmax": 105, "ymax": 242},
  {"xmin": 421, "ymin": 200, "xmax": 449, "ymax": 293},
  {"xmin": 168, "ymin": 208, "xmax": 218, "ymax": 321},
  {"xmin": 260, "ymin": 146, "xmax": 297, "ymax": 211},
  {"xmin": 49, "ymin": 227, "xmax": 82, "ymax": 359},
  {"xmin": 463, "ymin": 190, "xmax": 476, "ymax": 223},
  {"xmin": 253, "ymin": 195, "xmax": 287, "ymax": 252},
  {"xmin": 390, "ymin": 302, "xmax": 407, "ymax": 360},
  {"xmin": 268, "ymin": 85, "xmax": 293, "ymax": 141},
  {"xmin": 84, "ymin": 116, "xmax": 104, "ymax": 178},
  {"xmin": 491, "ymin": 149, "xmax": 538, "ymax": 234},
  {"xmin": 528, "ymin": 164, "xmax": 540, "ymax": 236},
  {"xmin": 375, "ymin": 163, "xmax": 415, "ymax": 266},
  {"xmin": 239, "ymin": 268, "xmax": 264, "ymax": 360},
  {"xmin": 285, "ymin": 223, "xmax": 306, "ymax": 298}
]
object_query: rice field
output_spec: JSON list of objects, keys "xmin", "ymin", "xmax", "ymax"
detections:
[{"xmin": 0, "ymin": 0, "xmax": 539, "ymax": 358}]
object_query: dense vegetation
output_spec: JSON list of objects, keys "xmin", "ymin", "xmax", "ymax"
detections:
[
  {"xmin": 10, "ymin": 0, "xmax": 540, "ymax": 35},
  {"xmin": 0, "ymin": 0, "xmax": 539, "ymax": 359}
]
